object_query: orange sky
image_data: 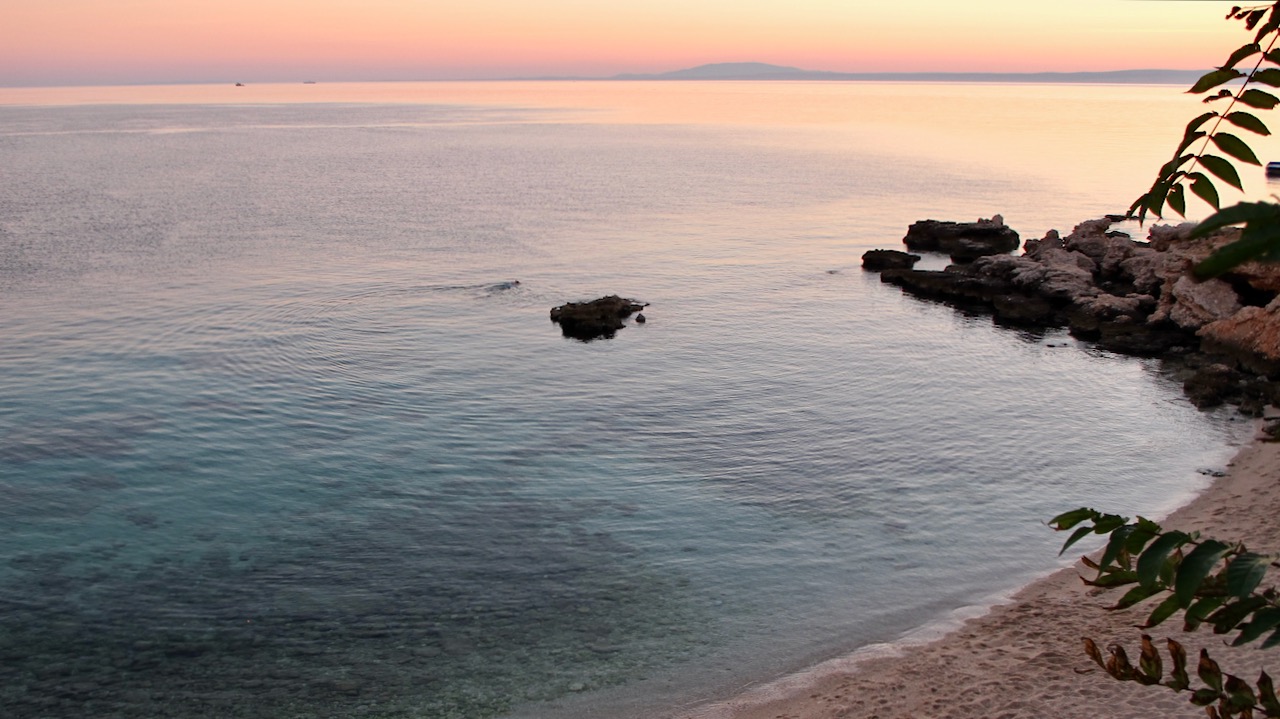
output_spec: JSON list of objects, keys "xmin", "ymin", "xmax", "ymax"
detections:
[{"xmin": 0, "ymin": 1, "xmax": 1257, "ymax": 86}]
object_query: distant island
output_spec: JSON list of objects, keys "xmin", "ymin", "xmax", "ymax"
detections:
[{"xmin": 517, "ymin": 62, "xmax": 1207, "ymax": 85}]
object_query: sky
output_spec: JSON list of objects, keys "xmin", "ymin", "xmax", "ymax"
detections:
[{"xmin": 0, "ymin": 0, "xmax": 1262, "ymax": 87}]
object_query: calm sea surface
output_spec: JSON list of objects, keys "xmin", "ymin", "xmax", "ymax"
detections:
[{"xmin": 0, "ymin": 81, "xmax": 1269, "ymax": 718}]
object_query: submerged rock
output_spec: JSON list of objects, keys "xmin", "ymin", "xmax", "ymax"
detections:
[{"xmin": 550, "ymin": 295, "xmax": 648, "ymax": 341}]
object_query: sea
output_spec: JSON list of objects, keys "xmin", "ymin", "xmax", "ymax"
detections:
[{"xmin": 0, "ymin": 80, "xmax": 1270, "ymax": 719}]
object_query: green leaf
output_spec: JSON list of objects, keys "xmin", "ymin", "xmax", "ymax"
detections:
[
  {"xmin": 1168, "ymin": 184, "xmax": 1187, "ymax": 217},
  {"xmin": 1113, "ymin": 583, "xmax": 1162, "ymax": 611},
  {"xmin": 1083, "ymin": 637, "xmax": 1106, "ymax": 669},
  {"xmin": 1199, "ymin": 649, "xmax": 1224, "ymax": 692},
  {"xmin": 1143, "ymin": 593, "xmax": 1185, "ymax": 629},
  {"xmin": 1253, "ymin": 67, "xmax": 1280, "ymax": 87},
  {"xmin": 1231, "ymin": 606, "xmax": 1280, "ymax": 646},
  {"xmin": 1224, "ymin": 43, "xmax": 1262, "ymax": 70},
  {"xmin": 1196, "ymin": 219, "xmax": 1280, "ymax": 278},
  {"xmin": 1086, "ymin": 570, "xmax": 1140, "ymax": 589},
  {"xmin": 1137, "ymin": 531, "xmax": 1191, "ymax": 587},
  {"xmin": 1191, "ymin": 68, "xmax": 1245, "ymax": 94},
  {"xmin": 1190, "ymin": 201, "xmax": 1280, "ymax": 237},
  {"xmin": 1059, "ymin": 525, "xmax": 1094, "ymax": 556},
  {"xmin": 1139, "ymin": 635, "xmax": 1163, "ymax": 681},
  {"xmin": 1176, "ymin": 131, "xmax": 1208, "ymax": 156},
  {"xmin": 1225, "ymin": 675, "xmax": 1257, "ymax": 710},
  {"xmin": 1226, "ymin": 552, "xmax": 1271, "ymax": 598},
  {"xmin": 1267, "ymin": 48, "xmax": 1280, "ymax": 65},
  {"xmin": 1093, "ymin": 514, "xmax": 1128, "ymax": 534},
  {"xmin": 1128, "ymin": 193, "xmax": 1151, "ymax": 221},
  {"xmin": 1186, "ymin": 596, "xmax": 1227, "ymax": 632},
  {"xmin": 1176, "ymin": 540, "xmax": 1233, "ymax": 605},
  {"xmin": 1247, "ymin": 9, "xmax": 1268, "ymax": 32},
  {"xmin": 1125, "ymin": 518, "xmax": 1161, "ymax": 555},
  {"xmin": 1168, "ymin": 639, "xmax": 1190, "ymax": 691},
  {"xmin": 1199, "ymin": 155, "xmax": 1245, "ymax": 191},
  {"xmin": 1187, "ymin": 111, "xmax": 1220, "ymax": 134},
  {"xmin": 1190, "ymin": 688, "xmax": 1221, "ymax": 707},
  {"xmin": 1049, "ymin": 507, "xmax": 1096, "ymax": 531},
  {"xmin": 1254, "ymin": 14, "xmax": 1280, "ymax": 43},
  {"xmin": 1225, "ymin": 111, "xmax": 1271, "ymax": 136},
  {"xmin": 1189, "ymin": 173, "xmax": 1222, "ymax": 211},
  {"xmin": 1264, "ymin": 627, "xmax": 1280, "ymax": 650},
  {"xmin": 1210, "ymin": 132, "xmax": 1262, "ymax": 165},
  {"xmin": 1106, "ymin": 644, "xmax": 1136, "ymax": 680},
  {"xmin": 1258, "ymin": 671, "xmax": 1280, "ymax": 715},
  {"xmin": 1207, "ymin": 596, "xmax": 1270, "ymax": 634},
  {"xmin": 1239, "ymin": 88, "xmax": 1280, "ymax": 109},
  {"xmin": 1100, "ymin": 524, "xmax": 1137, "ymax": 571},
  {"xmin": 1144, "ymin": 179, "xmax": 1176, "ymax": 218}
]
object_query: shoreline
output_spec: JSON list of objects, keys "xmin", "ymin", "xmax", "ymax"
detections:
[{"xmin": 677, "ymin": 421, "xmax": 1280, "ymax": 719}]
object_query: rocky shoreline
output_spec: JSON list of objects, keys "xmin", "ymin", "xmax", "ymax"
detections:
[{"xmin": 864, "ymin": 216, "xmax": 1280, "ymax": 414}]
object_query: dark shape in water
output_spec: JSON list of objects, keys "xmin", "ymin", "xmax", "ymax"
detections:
[
  {"xmin": 550, "ymin": 295, "xmax": 648, "ymax": 341},
  {"xmin": 861, "ymin": 249, "xmax": 921, "ymax": 271},
  {"xmin": 903, "ymin": 216, "xmax": 1020, "ymax": 263}
]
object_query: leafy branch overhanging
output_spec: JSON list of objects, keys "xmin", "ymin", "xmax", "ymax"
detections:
[
  {"xmin": 1052, "ymin": 507, "xmax": 1280, "ymax": 717},
  {"xmin": 1129, "ymin": 2, "xmax": 1280, "ymax": 278}
]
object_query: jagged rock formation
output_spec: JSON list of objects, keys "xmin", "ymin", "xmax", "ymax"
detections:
[
  {"xmin": 549, "ymin": 295, "xmax": 648, "ymax": 341},
  {"xmin": 869, "ymin": 217, "xmax": 1280, "ymax": 410},
  {"xmin": 903, "ymin": 215, "xmax": 1021, "ymax": 263}
]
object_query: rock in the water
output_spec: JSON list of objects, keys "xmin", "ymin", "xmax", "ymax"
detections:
[
  {"xmin": 903, "ymin": 216, "xmax": 1020, "ymax": 260},
  {"xmin": 550, "ymin": 295, "xmax": 648, "ymax": 340},
  {"xmin": 868, "ymin": 214, "xmax": 1280, "ymax": 411},
  {"xmin": 873, "ymin": 216, "xmax": 1280, "ymax": 364},
  {"xmin": 861, "ymin": 249, "xmax": 921, "ymax": 271},
  {"xmin": 1183, "ymin": 363, "xmax": 1242, "ymax": 409}
]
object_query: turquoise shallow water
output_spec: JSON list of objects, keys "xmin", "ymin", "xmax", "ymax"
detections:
[{"xmin": 0, "ymin": 82, "xmax": 1259, "ymax": 718}]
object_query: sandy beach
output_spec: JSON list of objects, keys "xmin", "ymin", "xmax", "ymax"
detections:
[{"xmin": 680, "ymin": 421, "xmax": 1280, "ymax": 719}]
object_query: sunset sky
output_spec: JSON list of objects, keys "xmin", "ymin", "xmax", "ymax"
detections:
[{"xmin": 0, "ymin": 1, "xmax": 1259, "ymax": 87}]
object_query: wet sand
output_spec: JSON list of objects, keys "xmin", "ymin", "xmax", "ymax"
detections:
[{"xmin": 678, "ymin": 422, "xmax": 1280, "ymax": 719}]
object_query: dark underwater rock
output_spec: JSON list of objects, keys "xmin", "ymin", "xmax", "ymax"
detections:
[{"xmin": 1183, "ymin": 363, "xmax": 1242, "ymax": 409}]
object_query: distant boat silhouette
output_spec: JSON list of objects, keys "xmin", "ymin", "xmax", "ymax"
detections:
[
  {"xmin": 303, "ymin": 81, "xmax": 316, "ymax": 84},
  {"xmin": 1268, "ymin": 161, "xmax": 1280, "ymax": 178},
  {"xmin": 235, "ymin": 82, "xmax": 244, "ymax": 87}
]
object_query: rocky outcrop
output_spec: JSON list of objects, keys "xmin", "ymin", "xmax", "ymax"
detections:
[
  {"xmin": 550, "ymin": 295, "xmax": 648, "ymax": 341},
  {"xmin": 870, "ymin": 215, "xmax": 1280, "ymax": 413},
  {"xmin": 903, "ymin": 215, "xmax": 1021, "ymax": 262},
  {"xmin": 861, "ymin": 249, "xmax": 921, "ymax": 271},
  {"xmin": 1200, "ymin": 300, "xmax": 1280, "ymax": 374}
]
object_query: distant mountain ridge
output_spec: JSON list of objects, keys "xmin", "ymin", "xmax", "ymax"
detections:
[{"xmin": 533, "ymin": 62, "xmax": 1206, "ymax": 85}]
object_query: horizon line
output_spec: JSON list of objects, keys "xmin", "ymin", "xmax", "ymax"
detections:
[{"xmin": 0, "ymin": 65, "xmax": 1214, "ymax": 90}]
